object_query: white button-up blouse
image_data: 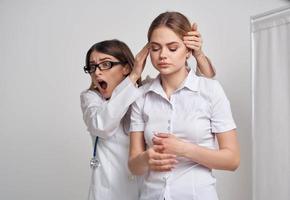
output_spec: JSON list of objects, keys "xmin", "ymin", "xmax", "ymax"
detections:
[
  {"xmin": 80, "ymin": 77, "xmax": 144, "ymax": 200},
  {"xmin": 130, "ymin": 69, "xmax": 236, "ymax": 200}
]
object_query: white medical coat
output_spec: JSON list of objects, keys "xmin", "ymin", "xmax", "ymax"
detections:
[{"xmin": 80, "ymin": 77, "xmax": 144, "ymax": 200}]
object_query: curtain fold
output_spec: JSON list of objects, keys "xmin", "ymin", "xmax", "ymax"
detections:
[{"xmin": 251, "ymin": 7, "xmax": 290, "ymax": 200}]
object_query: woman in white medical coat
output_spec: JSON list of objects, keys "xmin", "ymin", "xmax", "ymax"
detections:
[
  {"xmin": 80, "ymin": 38, "xmax": 215, "ymax": 200},
  {"xmin": 129, "ymin": 12, "xmax": 240, "ymax": 200},
  {"xmin": 80, "ymin": 39, "xmax": 148, "ymax": 200}
]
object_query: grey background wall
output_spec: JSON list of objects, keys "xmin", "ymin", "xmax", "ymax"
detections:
[{"xmin": 0, "ymin": 0, "xmax": 289, "ymax": 200}]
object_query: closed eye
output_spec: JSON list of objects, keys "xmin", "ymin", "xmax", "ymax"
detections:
[
  {"xmin": 151, "ymin": 48, "xmax": 160, "ymax": 52},
  {"xmin": 168, "ymin": 45, "xmax": 179, "ymax": 52},
  {"xmin": 169, "ymin": 48, "xmax": 177, "ymax": 52},
  {"xmin": 150, "ymin": 46, "xmax": 160, "ymax": 52}
]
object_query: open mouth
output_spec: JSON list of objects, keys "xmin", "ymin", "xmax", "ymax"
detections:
[{"xmin": 98, "ymin": 80, "xmax": 108, "ymax": 90}]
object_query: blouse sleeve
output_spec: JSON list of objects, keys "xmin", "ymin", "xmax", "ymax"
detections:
[
  {"xmin": 129, "ymin": 95, "xmax": 146, "ymax": 132},
  {"xmin": 210, "ymin": 80, "xmax": 236, "ymax": 133}
]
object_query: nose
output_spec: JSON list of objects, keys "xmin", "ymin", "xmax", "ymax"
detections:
[
  {"xmin": 159, "ymin": 48, "xmax": 167, "ymax": 60},
  {"xmin": 94, "ymin": 66, "xmax": 102, "ymax": 76}
]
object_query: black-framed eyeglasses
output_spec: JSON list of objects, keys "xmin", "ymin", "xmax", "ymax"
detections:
[{"xmin": 83, "ymin": 61, "xmax": 127, "ymax": 74}]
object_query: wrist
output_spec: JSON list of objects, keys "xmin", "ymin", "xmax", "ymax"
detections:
[
  {"xmin": 193, "ymin": 50, "xmax": 205, "ymax": 60},
  {"xmin": 142, "ymin": 149, "xmax": 150, "ymax": 165},
  {"xmin": 129, "ymin": 72, "xmax": 139, "ymax": 85},
  {"xmin": 182, "ymin": 142, "xmax": 196, "ymax": 159}
]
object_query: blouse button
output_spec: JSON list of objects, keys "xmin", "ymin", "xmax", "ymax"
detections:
[{"xmin": 128, "ymin": 175, "xmax": 135, "ymax": 181}]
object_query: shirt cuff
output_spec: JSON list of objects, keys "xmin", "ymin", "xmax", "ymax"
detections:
[
  {"xmin": 129, "ymin": 123, "xmax": 145, "ymax": 132},
  {"xmin": 211, "ymin": 121, "xmax": 236, "ymax": 133}
]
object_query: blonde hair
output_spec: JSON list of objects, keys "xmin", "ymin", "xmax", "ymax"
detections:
[{"xmin": 148, "ymin": 11, "xmax": 191, "ymax": 42}]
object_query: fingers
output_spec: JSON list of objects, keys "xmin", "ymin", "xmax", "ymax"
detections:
[
  {"xmin": 152, "ymin": 133, "xmax": 172, "ymax": 146},
  {"xmin": 183, "ymin": 40, "xmax": 202, "ymax": 51},
  {"xmin": 183, "ymin": 35, "xmax": 202, "ymax": 42},
  {"xmin": 184, "ymin": 22, "xmax": 202, "ymax": 52},
  {"xmin": 153, "ymin": 145, "xmax": 164, "ymax": 152},
  {"xmin": 185, "ymin": 30, "xmax": 201, "ymax": 37},
  {"xmin": 149, "ymin": 160, "xmax": 178, "ymax": 171},
  {"xmin": 191, "ymin": 22, "xmax": 198, "ymax": 31},
  {"xmin": 183, "ymin": 26, "xmax": 203, "ymax": 54},
  {"xmin": 130, "ymin": 43, "xmax": 150, "ymax": 83},
  {"xmin": 135, "ymin": 43, "xmax": 150, "ymax": 69},
  {"xmin": 135, "ymin": 43, "xmax": 150, "ymax": 62},
  {"xmin": 152, "ymin": 137, "xmax": 163, "ymax": 145},
  {"xmin": 154, "ymin": 132, "xmax": 171, "ymax": 138},
  {"xmin": 185, "ymin": 23, "xmax": 201, "ymax": 38},
  {"xmin": 148, "ymin": 151, "xmax": 178, "ymax": 171},
  {"xmin": 154, "ymin": 151, "xmax": 176, "ymax": 160},
  {"xmin": 150, "ymin": 165, "xmax": 174, "ymax": 172}
]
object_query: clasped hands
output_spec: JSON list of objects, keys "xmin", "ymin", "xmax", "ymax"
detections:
[{"xmin": 146, "ymin": 133, "xmax": 188, "ymax": 172}]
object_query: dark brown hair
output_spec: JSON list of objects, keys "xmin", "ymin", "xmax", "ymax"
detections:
[{"xmin": 85, "ymin": 39, "xmax": 141, "ymax": 89}]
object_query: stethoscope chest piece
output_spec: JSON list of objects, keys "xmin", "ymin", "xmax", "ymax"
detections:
[
  {"xmin": 90, "ymin": 157, "xmax": 101, "ymax": 169},
  {"xmin": 90, "ymin": 136, "xmax": 100, "ymax": 169}
]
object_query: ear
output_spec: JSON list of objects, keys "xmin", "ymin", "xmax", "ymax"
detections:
[{"xmin": 122, "ymin": 64, "xmax": 131, "ymax": 76}]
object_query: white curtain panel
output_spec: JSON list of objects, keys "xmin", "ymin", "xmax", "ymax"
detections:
[{"xmin": 251, "ymin": 7, "xmax": 290, "ymax": 200}]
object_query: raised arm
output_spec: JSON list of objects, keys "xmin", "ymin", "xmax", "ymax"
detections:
[
  {"xmin": 80, "ymin": 78, "xmax": 142, "ymax": 139},
  {"xmin": 80, "ymin": 44, "xmax": 149, "ymax": 139},
  {"xmin": 183, "ymin": 23, "xmax": 216, "ymax": 78}
]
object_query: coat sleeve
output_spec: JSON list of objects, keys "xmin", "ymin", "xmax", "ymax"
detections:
[{"xmin": 80, "ymin": 77, "xmax": 143, "ymax": 139}]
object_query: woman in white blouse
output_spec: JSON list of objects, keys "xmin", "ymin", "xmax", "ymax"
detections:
[
  {"xmin": 80, "ymin": 38, "xmax": 215, "ymax": 200},
  {"xmin": 128, "ymin": 12, "xmax": 240, "ymax": 200}
]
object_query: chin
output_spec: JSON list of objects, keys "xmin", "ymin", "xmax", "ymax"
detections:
[
  {"xmin": 99, "ymin": 90, "xmax": 112, "ymax": 99},
  {"xmin": 103, "ymin": 93, "xmax": 112, "ymax": 99},
  {"xmin": 158, "ymin": 68, "xmax": 174, "ymax": 75}
]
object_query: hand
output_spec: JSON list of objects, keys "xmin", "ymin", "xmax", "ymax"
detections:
[
  {"xmin": 183, "ymin": 23, "xmax": 204, "ymax": 58},
  {"xmin": 145, "ymin": 147, "xmax": 178, "ymax": 172},
  {"xmin": 129, "ymin": 43, "xmax": 150, "ymax": 83},
  {"xmin": 152, "ymin": 133, "xmax": 187, "ymax": 157}
]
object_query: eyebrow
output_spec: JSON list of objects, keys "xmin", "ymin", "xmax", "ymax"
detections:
[
  {"xmin": 89, "ymin": 57, "xmax": 112, "ymax": 64},
  {"xmin": 150, "ymin": 41, "xmax": 180, "ymax": 46}
]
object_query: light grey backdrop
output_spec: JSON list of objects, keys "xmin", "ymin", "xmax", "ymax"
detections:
[{"xmin": 0, "ymin": 0, "xmax": 289, "ymax": 200}]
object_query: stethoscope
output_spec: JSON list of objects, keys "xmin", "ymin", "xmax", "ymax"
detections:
[{"xmin": 90, "ymin": 136, "xmax": 101, "ymax": 169}]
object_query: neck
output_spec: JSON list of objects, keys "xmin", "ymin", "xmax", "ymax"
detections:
[{"xmin": 160, "ymin": 67, "xmax": 188, "ymax": 98}]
